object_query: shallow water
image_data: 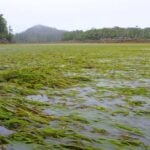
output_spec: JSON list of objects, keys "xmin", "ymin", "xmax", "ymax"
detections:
[
  {"xmin": 26, "ymin": 78, "xmax": 150, "ymax": 148},
  {"xmin": 6, "ymin": 143, "xmax": 33, "ymax": 150},
  {"xmin": 96, "ymin": 79, "xmax": 149, "ymax": 88},
  {"xmin": 0, "ymin": 126, "xmax": 14, "ymax": 136},
  {"xmin": 26, "ymin": 94, "xmax": 49, "ymax": 102}
]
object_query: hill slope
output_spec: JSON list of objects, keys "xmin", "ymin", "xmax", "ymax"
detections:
[{"xmin": 14, "ymin": 25, "xmax": 65, "ymax": 43}]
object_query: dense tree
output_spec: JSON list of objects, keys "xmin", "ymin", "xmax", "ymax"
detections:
[
  {"xmin": 0, "ymin": 14, "xmax": 13, "ymax": 42},
  {"xmin": 0, "ymin": 14, "xmax": 8, "ymax": 39},
  {"xmin": 62, "ymin": 27, "xmax": 150, "ymax": 41}
]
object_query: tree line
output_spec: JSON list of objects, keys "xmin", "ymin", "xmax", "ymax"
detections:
[
  {"xmin": 1, "ymin": 14, "xmax": 150, "ymax": 43},
  {"xmin": 62, "ymin": 27, "xmax": 150, "ymax": 42},
  {"xmin": 0, "ymin": 14, "xmax": 13, "ymax": 43}
]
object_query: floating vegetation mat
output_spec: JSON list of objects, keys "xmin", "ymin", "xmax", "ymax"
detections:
[{"xmin": 0, "ymin": 44, "xmax": 150, "ymax": 150}]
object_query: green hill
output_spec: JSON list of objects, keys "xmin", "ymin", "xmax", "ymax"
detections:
[{"xmin": 14, "ymin": 25, "xmax": 65, "ymax": 43}]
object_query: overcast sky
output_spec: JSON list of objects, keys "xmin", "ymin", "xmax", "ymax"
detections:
[{"xmin": 0, "ymin": 0, "xmax": 150, "ymax": 33}]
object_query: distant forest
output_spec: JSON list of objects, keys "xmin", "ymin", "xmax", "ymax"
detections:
[
  {"xmin": 0, "ymin": 14, "xmax": 150, "ymax": 43},
  {"xmin": 15, "ymin": 26, "xmax": 150, "ymax": 43},
  {"xmin": 62, "ymin": 27, "xmax": 150, "ymax": 42}
]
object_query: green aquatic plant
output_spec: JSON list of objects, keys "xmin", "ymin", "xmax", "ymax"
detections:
[
  {"xmin": 115, "ymin": 123, "xmax": 143, "ymax": 136},
  {"xmin": 0, "ymin": 43, "xmax": 150, "ymax": 149},
  {"xmin": 93, "ymin": 106, "xmax": 108, "ymax": 112},
  {"xmin": 39, "ymin": 127, "xmax": 65, "ymax": 138},
  {"xmin": 5, "ymin": 118, "xmax": 29, "ymax": 129},
  {"xmin": 0, "ymin": 136, "xmax": 10, "ymax": 144},
  {"xmin": 92, "ymin": 128, "xmax": 108, "ymax": 135},
  {"xmin": 111, "ymin": 109, "xmax": 129, "ymax": 116}
]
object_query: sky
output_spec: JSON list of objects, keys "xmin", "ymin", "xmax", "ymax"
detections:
[{"xmin": 0, "ymin": 0, "xmax": 150, "ymax": 33}]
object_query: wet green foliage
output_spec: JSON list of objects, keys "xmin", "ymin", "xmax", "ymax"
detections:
[{"xmin": 0, "ymin": 44, "xmax": 150, "ymax": 149}]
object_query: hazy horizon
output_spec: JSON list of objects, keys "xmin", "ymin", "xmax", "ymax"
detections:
[{"xmin": 1, "ymin": 0, "xmax": 150, "ymax": 33}]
